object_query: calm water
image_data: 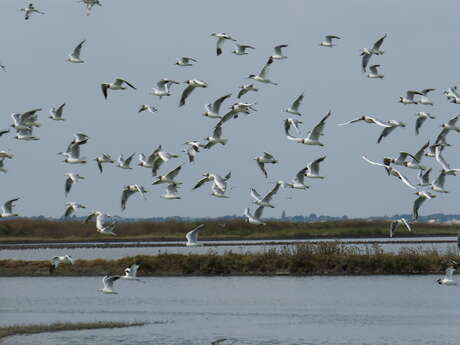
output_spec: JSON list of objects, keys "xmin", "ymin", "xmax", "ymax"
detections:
[
  {"xmin": 1, "ymin": 276, "xmax": 460, "ymax": 345},
  {"xmin": 1, "ymin": 237, "xmax": 457, "ymax": 261}
]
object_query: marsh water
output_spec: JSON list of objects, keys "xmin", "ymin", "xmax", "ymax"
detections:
[{"xmin": 2, "ymin": 275, "xmax": 460, "ymax": 345}]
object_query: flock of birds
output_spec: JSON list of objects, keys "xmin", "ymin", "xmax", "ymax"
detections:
[{"xmin": 4, "ymin": 2, "xmax": 460, "ymax": 290}]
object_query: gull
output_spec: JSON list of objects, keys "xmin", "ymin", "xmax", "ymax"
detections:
[
  {"xmin": 369, "ymin": 34, "xmax": 387, "ymax": 55},
  {"xmin": 211, "ymin": 183, "xmax": 229, "ymax": 198},
  {"xmin": 377, "ymin": 120, "xmax": 406, "ymax": 144},
  {"xmin": 203, "ymin": 94, "xmax": 231, "ymax": 118},
  {"xmin": 284, "ymin": 166, "xmax": 310, "ymax": 190},
  {"xmin": 389, "ymin": 218, "xmax": 411, "ymax": 238},
  {"xmin": 0, "ymin": 198, "xmax": 19, "ymax": 218},
  {"xmin": 67, "ymin": 40, "xmax": 86, "ymax": 63},
  {"xmin": 337, "ymin": 115, "xmax": 391, "ymax": 127},
  {"xmin": 137, "ymin": 149, "xmax": 161, "ymax": 170},
  {"xmin": 304, "ymin": 156, "xmax": 326, "ymax": 178},
  {"xmin": 122, "ymin": 264, "xmax": 144, "ymax": 282},
  {"xmin": 367, "ymin": 65, "xmax": 384, "ymax": 79},
  {"xmin": 417, "ymin": 168, "xmax": 432, "ymax": 187},
  {"xmin": 284, "ymin": 93, "xmax": 304, "ymax": 116},
  {"xmin": 121, "ymin": 184, "xmax": 147, "ymax": 211},
  {"xmin": 84, "ymin": 211, "xmax": 118, "ymax": 236},
  {"xmin": 162, "ymin": 183, "xmax": 181, "ymax": 199},
  {"xmin": 244, "ymin": 206, "xmax": 265, "ymax": 225},
  {"xmin": 399, "ymin": 90, "xmax": 423, "ymax": 104},
  {"xmin": 0, "ymin": 158, "xmax": 8, "ymax": 173},
  {"xmin": 101, "ymin": 78, "xmax": 136, "ymax": 99},
  {"xmin": 415, "ymin": 112, "xmax": 435, "ymax": 135},
  {"xmin": 151, "ymin": 78, "xmax": 179, "ymax": 98},
  {"xmin": 117, "ymin": 153, "xmax": 136, "ymax": 169},
  {"xmin": 237, "ymin": 84, "xmax": 258, "ymax": 99},
  {"xmin": 248, "ymin": 57, "xmax": 277, "ymax": 85},
  {"xmin": 437, "ymin": 266, "xmax": 457, "ymax": 285},
  {"xmin": 186, "ymin": 224, "xmax": 205, "ymax": 246},
  {"xmin": 138, "ymin": 104, "xmax": 157, "ymax": 113},
  {"xmin": 64, "ymin": 173, "xmax": 85, "ymax": 196},
  {"xmin": 49, "ymin": 103, "xmax": 66, "ymax": 121},
  {"xmin": 413, "ymin": 191, "xmax": 435, "ymax": 220},
  {"xmin": 81, "ymin": 0, "xmax": 101, "ymax": 16},
  {"xmin": 152, "ymin": 165, "xmax": 183, "ymax": 185},
  {"xmin": 250, "ymin": 181, "xmax": 282, "ymax": 208},
  {"xmin": 192, "ymin": 172, "xmax": 231, "ymax": 191},
  {"xmin": 13, "ymin": 128, "xmax": 39, "ymax": 141},
  {"xmin": 425, "ymin": 143, "xmax": 442, "ymax": 158},
  {"xmin": 383, "ymin": 152, "xmax": 417, "ymax": 167},
  {"xmin": 203, "ymin": 125, "xmax": 227, "ymax": 149},
  {"xmin": 94, "ymin": 154, "xmax": 114, "ymax": 173},
  {"xmin": 431, "ymin": 170, "xmax": 449, "ymax": 193},
  {"xmin": 232, "ymin": 44, "xmax": 255, "ymax": 55},
  {"xmin": 440, "ymin": 115, "xmax": 460, "ymax": 134},
  {"xmin": 69, "ymin": 133, "xmax": 89, "ymax": 146},
  {"xmin": 362, "ymin": 155, "xmax": 416, "ymax": 190},
  {"xmin": 176, "ymin": 57, "xmax": 198, "ymax": 66},
  {"xmin": 98, "ymin": 275, "xmax": 121, "ymax": 294},
  {"xmin": 255, "ymin": 152, "xmax": 277, "ymax": 178},
  {"xmin": 210, "ymin": 32, "xmax": 236, "ymax": 55},
  {"xmin": 49, "ymin": 255, "xmax": 74, "ymax": 274},
  {"xmin": 434, "ymin": 145, "xmax": 460, "ymax": 175},
  {"xmin": 284, "ymin": 118, "xmax": 303, "ymax": 135},
  {"xmin": 59, "ymin": 141, "xmax": 87, "ymax": 164},
  {"xmin": 179, "ymin": 79, "xmax": 208, "ymax": 107},
  {"xmin": 20, "ymin": 3, "xmax": 44, "ymax": 20},
  {"xmin": 271, "ymin": 44, "xmax": 288, "ymax": 59},
  {"xmin": 401, "ymin": 141, "xmax": 430, "ymax": 170},
  {"xmin": 183, "ymin": 141, "xmax": 200, "ymax": 163},
  {"xmin": 418, "ymin": 88, "xmax": 436, "ymax": 105},
  {"xmin": 11, "ymin": 109, "xmax": 42, "ymax": 130},
  {"xmin": 150, "ymin": 148, "xmax": 179, "ymax": 176},
  {"xmin": 320, "ymin": 35, "xmax": 340, "ymax": 47},
  {"xmin": 287, "ymin": 110, "xmax": 331, "ymax": 146},
  {"xmin": 64, "ymin": 202, "xmax": 86, "ymax": 217},
  {"xmin": 444, "ymin": 86, "xmax": 460, "ymax": 103},
  {"xmin": 360, "ymin": 48, "xmax": 373, "ymax": 73},
  {"xmin": 0, "ymin": 150, "xmax": 13, "ymax": 159}
]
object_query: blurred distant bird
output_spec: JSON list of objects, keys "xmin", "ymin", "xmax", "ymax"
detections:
[
  {"xmin": 98, "ymin": 275, "xmax": 121, "ymax": 294},
  {"xmin": 49, "ymin": 255, "xmax": 74, "ymax": 274},
  {"xmin": 418, "ymin": 88, "xmax": 436, "ymax": 105},
  {"xmin": 367, "ymin": 65, "xmax": 384, "ymax": 79},
  {"xmin": 20, "ymin": 3, "xmax": 44, "ymax": 20},
  {"xmin": 255, "ymin": 152, "xmax": 277, "ymax": 178},
  {"xmin": 415, "ymin": 112, "xmax": 435, "ymax": 135},
  {"xmin": 284, "ymin": 118, "xmax": 303, "ymax": 135},
  {"xmin": 237, "ymin": 84, "xmax": 258, "ymax": 99},
  {"xmin": 94, "ymin": 154, "xmax": 114, "ymax": 173},
  {"xmin": 138, "ymin": 104, "xmax": 157, "ymax": 113},
  {"xmin": 203, "ymin": 125, "xmax": 227, "ymax": 149},
  {"xmin": 162, "ymin": 183, "xmax": 181, "ymax": 199},
  {"xmin": 244, "ymin": 206, "xmax": 266, "ymax": 225},
  {"xmin": 0, "ymin": 198, "xmax": 19, "ymax": 218},
  {"xmin": 389, "ymin": 218, "xmax": 411, "ymax": 238},
  {"xmin": 232, "ymin": 44, "xmax": 255, "ymax": 55},
  {"xmin": 121, "ymin": 184, "xmax": 147, "ymax": 211},
  {"xmin": 320, "ymin": 35, "xmax": 340, "ymax": 47},
  {"xmin": 49, "ymin": 103, "xmax": 66, "ymax": 121},
  {"xmin": 250, "ymin": 181, "xmax": 282, "ymax": 208},
  {"xmin": 175, "ymin": 57, "xmax": 198, "ymax": 66},
  {"xmin": 67, "ymin": 40, "xmax": 86, "ymax": 63},
  {"xmin": 304, "ymin": 156, "xmax": 326, "ymax": 178}
]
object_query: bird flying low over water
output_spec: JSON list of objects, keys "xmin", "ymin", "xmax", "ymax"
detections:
[
  {"xmin": 98, "ymin": 275, "xmax": 121, "ymax": 294},
  {"xmin": 101, "ymin": 78, "xmax": 136, "ymax": 99},
  {"xmin": 122, "ymin": 264, "xmax": 145, "ymax": 282},
  {"xmin": 186, "ymin": 224, "xmax": 205, "ymax": 246},
  {"xmin": 49, "ymin": 255, "xmax": 74, "ymax": 274},
  {"xmin": 389, "ymin": 218, "xmax": 411, "ymax": 238},
  {"xmin": 244, "ymin": 206, "xmax": 266, "ymax": 225},
  {"xmin": 437, "ymin": 266, "xmax": 457, "ymax": 286}
]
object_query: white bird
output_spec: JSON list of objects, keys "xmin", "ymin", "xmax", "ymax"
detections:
[
  {"xmin": 204, "ymin": 94, "xmax": 231, "ymax": 118},
  {"xmin": 337, "ymin": 115, "xmax": 391, "ymax": 127},
  {"xmin": 175, "ymin": 57, "xmax": 198, "ymax": 66},
  {"xmin": 320, "ymin": 35, "xmax": 340, "ymax": 47},
  {"xmin": 203, "ymin": 125, "xmax": 227, "ymax": 149},
  {"xmin": 271, "ymin": 44, "xmax": 288, "ymax": 59},
  {"xmin": 304, "ymin": 156, "xmax": 326, "ymax": 178},
  {"xmin": 151, "ymin": 78, "xmax": 179, "ymax": 98},
  {"xmin": 232, "ymin": 44, "xmax": 255, "ymax": 55},
  {"xmin": 49, "ymin": 103, "xmax": 66, "ymax": 121},
  {"xmin": 400, "ymin": 142, "xmax": 429, "ymax": 170},
  {"xmin": 11, "ymin": 109, "xmax": 41, "ymax": 131},
  {"xmin": 59, "ymin": 141, "xmax": 87, "ymax": 164},
  {"xmin": 431, "ymin": 170, "xmax": 449, "ymax": 193},
  {"xmin": 287, "ymin": 110, "xmax": 331, "ymax": 146},
  {"xmin": 389, "ymin": 218, "xmax": 412, "ymax": 238},
  {"xmin": 122, "ymin": 264, "xmax": 144, "ymax": 282},
  {"xmin": 13, "ymin": 127, "xmax": 39, "ymax": 141},
  {"xmin": 367, "ymin": 65, "xmax": 384, "ymax": 79},
  {"xmin": 284, "ymin": 93, "xmax": 304, "ymax": 115},
  {"xmin": 248, "ymin": 57, "xmax": 277, "ymax": 85},
  {"xmin": 121, "ymin": 184, "xmax": 147, "ymax": 211},
  {"xmin": 183, "ymin": 141, "xmax": 200, "ymax": 163},
  {"xmin": 162, "ymin": 183, "xmax": 181, "ymax": 199},
  {"xmin": 412, "ymin": 191, "xmax": 436, "ymax": 220},
  {"xmin": 210, "ymin": 32, "xmax": 236, "ymax": 55},
  {"xmin": 244, "ymin": 206, "xmax": 266, "ymax": 225},
  {"xmin": 211, "ymin": 183, "xmax": 229, "ymax": 198},
  {"xmin": 180, "ymin": 79, "xmax": 208, "ymax": 107},
  {"xmin": 255, "ymin": 152, "xmax": 277, "ymax": 178},
  {"xmin": 186, "ymin": 224, "xmax": 205, "ymax": 246},
  {"xmin": 237, "ymin": 84, "xmax": 258, "ymax": 99},
  {"xmin": 360, "ymin": 48, "xmax": 373, "ymax": 73},
  {"xmin": 418, "ymin": 88, "xmax": 436, "ymax": 105},
  {"xmin": 417, "ymin": 168, "xmax": 432, "ymax": 187},
  {"xmin": 98, "ymin": 275, "xmax": 121, "ymax": 294},
  {"xmin": 362, "ymin": 155, "xmax": 416, "ymax": 190},
  {"xmin": 284, "ymin": 118, "xmax": 303, "ymax": 135},
  {"xmin": 415, "ymin": 112, "xmax": 435, "ymax": 135},
  {"xmin": 399, "ymin": 90, "xmax": 423, "ymax": 105},
  {"xmin": 0, "ymin": 198, "xmax": 19, "ymax": 218},
  {"xmin": 94, "ymin": 154, "xmax": 114, "ymax": 173},
  {"xmin": 67, "ymin": 40, "xmax": 86, "ymax": 63},
  {"xmin": 64, "ymin": 173, "xmax": 85, "ymax": 196},
  {"xmin": 383, "ymin": 152, "xmax": 416, "ymax": 167},
  {"xmin": 250, "ymin": 181, "xmax": 282, "ymax": 208},
  {"xmin": 437, "ymin": 266, "xmax": 457, "ymax": 285},
  {"xmin": 377, "ymin": 120, "xmax": 406, "ymax": 144},
  {"xmin": 117, "ymin": 153, "xmax": 136, "ymax": 170},
  {"xmin": 152, "ymin": 165, "xmax": 183, "ymax": 185},
  {"xmin": 64, "ymin": 202, "xmax": 86, "ymax": 217},
  {"xmin": 49, "ymin": 255, "xmax": 74, "ymax": 274},
  {"xmin": 138, "ymin": 104, "xmax": 157, "ymax": 113},
  {"xmin": 444, "ymin": 86, "xmax": 460, "ymax": 102},
  {"xmin": 434, "ymin": 145, "xmax": 460, "ymax": 176},
  {"xmin": 284, "ymin": 166, "xmax": 310, "ymax": 190},
  {"xmin": 101, "ymin": 78, "xmax": 136, "ymax": 99},
  {"xmin": 193, "ymin": 172, "xmax": 231, "ymax": 191},
  {"xmin": 84, "ymin": 211, "xmax": 118, "ymax": 236},
  {"xmin": 20, "ymin": 3, "xmax": 44, "ymax": 20},
  {"xmin": 369, "ymin": 34, "xmax": 387, "ymax": 55}
]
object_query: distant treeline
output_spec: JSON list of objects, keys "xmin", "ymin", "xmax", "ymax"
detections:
[
  {"xmin": 1, "ymin": 243, "xmax": 458, "ymax": 276},
  {"xmin": 0, "ymin": 218, "xmax": 460, "ymax": 242}
]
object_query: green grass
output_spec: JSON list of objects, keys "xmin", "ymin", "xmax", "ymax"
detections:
[{"xmin": 0, "ymin": 321, "xmax": 146, "ymax": 340}]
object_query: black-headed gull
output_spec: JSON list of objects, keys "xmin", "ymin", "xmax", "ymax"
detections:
[
  {"xmin": 271, "ymin": 44, "xmax": 288, "ymax": 59},
  {"xmin": 0, "ymin": 198, "xmax": 19, "ymax": 218},
  {"xmin": 249, "ymin": 57, "xmax": 277, "ymax": 85},
  {"xmin": 49, "ymin": 103, "xmax": 66, "ymax": 121},
  {"xmin": 67, "ymin": 40, "xmax": 86, "ymax": 63},
  {"xmin": 415, "ymin": 112, "xmax": 435, "ymax": 135},
  {"xmin": 437, "ymin": 266, "xmax": 457, "ymax": 285},
  {"xmin": 204, "ymin": 94, "xmax": 231, "ymax": 119},
  {"xmin": 377, "ymin": 120, "xmax": 405, "ymax": 144},
  {"xmin": 179, "ymin": 79, "xmax": 208, "ymax": 107},
  {"xmin": 412, "ymin": 191, "xmax": 435, "ymax": 220},
  {"xmin": 203, "ymin": 125, "xmax": 227, "ymax": 149},
  {"xmin": 101, "ymin": 78, "xmax": 136, "ymax": 99},
  {"xmin": 250, "ymin": 181, "xmax": 282, "ymax": 208},
  {"xmin": 84, "ymin": 211, "xmax": 118, "ymax": 236},
  {"xmin": 64, "ymin": 173, "xmax": 85, "ymax": 196},
  {"xmin": 284, "ymin": 118, "xmax": 303, "ymax": 136},
  {"xmin": 284, "ymin": 93, "xmax": 304, "ymax": 116},
  {"xmin": 121, "ymin": 184, "xmax": 147, "ymax": 211},
  {"xmin": 362, "ymin": 155, "xmax": 416, "ymax": 190},
  {"xmin": 418, "ymin": 88, "xmax": 435, "ymax": 105},
  {"xmin": 138, "ymin": 104, "xmax": 157, "ymax": 113},
  {"xmin": 367, "ymin": 65, "xmax": 384, "ymax": 79},
  {"xmin": 50, "ymin": 255, "xmax": 74, "ymax": 274},
  {"xmin": 94, "ymin": 154, "xmax": 114, "ymax": 173},
  {"xmin": 20, "ymin": 3, "xmax": 44, "ymax": 20},
  {"xmin": 152, "ymin": 165, "xmax": 183, "ymax": 185},
  {"xmin": 64, "ymin": 202, "xmax": 86, "ymax": 217},
  {"xmin": 186, "ymin": 224, "xmax": 205, "ymax": 246},
  {"xmin": 210, "ymin": 33, "xmax": 236, "ymax": 56},
  {"xmin": 287, "ymin": 110, "xmax": 331, "ymax": 146},
  {"xmin": 117, "ymin": 153, "xmax": 136, "ymax": 170},
  {"xmin": 304, "ymin": 156, "xmax": 326, "ymax": 178},
  {"xmin": 122, "ymin": 264, "xmax": 145, "ymax": 282},
  {"xmin": 255, "ymin": 152, "xmax": 277, "ymax": 178},
  {"xmin": 176, "ymin": 57, "xmax": 198, "ymax": 66},
  {"xmin": 237, "ymin": 84, "xmax": 258, "ymax": 99},
  {"xmin": 232, "ymin": 44, "xmax": 255, "ymax": 55},
  {"xmin": 320, "ymin": 35, "xmax": 340, "ymax": 47},
  {"xmin": 399, "ymin": 90, "xmax": 423, "ymax": 105},
  {"xmin": 389, "ymin": 218, "xmax": 411, "ymax": 238},
  {"xmin": 98, "ymin": 275, "xmax": 121, "ymax": 294},
  {"xmin": 244, "ymin": 206, "xmax": 265, "ymax": 225}
]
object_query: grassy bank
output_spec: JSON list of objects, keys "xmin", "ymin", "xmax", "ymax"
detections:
[
  {"xmin": 1, "ymin": 243, "xmax": 458, "ymax": 276},
  {"xmin": 0, "ymin": 219, "xmax": 458, "ymax": 243},
  {"xmin": 0, "ymin": 321, "xmax": 146, "ymax": 340}
]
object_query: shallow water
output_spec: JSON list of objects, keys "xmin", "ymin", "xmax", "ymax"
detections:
[{"xmin": 2, "ymin": 275, "xmax": 460, "ymax": 344}]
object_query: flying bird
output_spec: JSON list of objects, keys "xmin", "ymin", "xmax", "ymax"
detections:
[
  {"xmin": 203, "ymin": 94, "xmax": 231, "ymax": 119},
  {"xmin": 362, "ymin": 156, "xmax": 416, "ymax": 190},
  {"xmin": 98, "ymin": 275, "xmax": 121, "ymax": 294},
  {"xmin": 101, "ymin": 78, "xmax": 136, "ymax": 99},
  {"xmin": 186, "ymin": 224, "xmax": 205, "ymax": 246},
  {"xmin": 237, "ymin": 84, "xmax": 258, "ymax": 99},
  {"xmin": 138, "ymin": 104, "xmax": 157, "ymax": 113},
  {"xmin": 244, "ymin": 206, "xmax": 266, "ymax": 225},
  {"xmin": 367, "ymin": 65, "xmax": 384, "ymax": 79},
  {"xmin": 20, "ymin": 3, "xmax": 44, "ymax": 20},
  {"xmin": 255, "ymin": 152, "xmax": 277, "ymax": 178},
  {"xmin": 232, "ymin": 44, "xmax": 255, "ymax": 55},
  {"xmin": 304, "ymin": 156, "xmax": 326, "ymax": 178},
  {"xmin": 121, "ymin": 184, "xmax": 147, "ymax": 211},
  {"xmin": 175, "ymin": 57, "xmax": 198, "ymax": 66},
  {"xmin": 179, "ymin": 79, "xmax": 208, "ymax": 107},
  {"xmin": 320, "ymin": 35, "xmax": 340, "ymax": 47},
  {"xmin": 389, "ymin": 218, "xmax": 411, "ymax": 238},
  {"xmin": 271, "ymin": 44, "xmax": 288, "ymax": 59},
  {"xmin": 250, "ymin": 181, "xmax": 282, "ymax": 208},
  {"xmin": 49, "ymin": 255, "xmax": 74, "ymax": 274},
  {"xmin": 0, "ymin": 198, "xmax": 19, "ymax": 218},
  {"xmin": 117, "ymin": 153, "xmax": 136, "ymax": 170},
  {"xmin": 64, "ymin": 173, "xmax": 85, "ymax": 196},
  {"xmin": 151, "ymin": 78, "xmax": 179, "ymax": 98},
  {"xmin": 122, "ymin": 264, "xmax": 144, "ymax": 282},
  {"xmin": 412, "ymin": 191, "xmax": 435, "ymax": 220},
  {"xmin": 94, "ymin": 154, "xmax": 114, "ymax": 173},
  {"xmin": 415, "ymin": 112, "xmax": 435, "ymax": 135},
  {"xmin": 210, "ymin": 32, "xmax": 236, "ymax": 55},
  {"xmin": 67, "ymin": 40, "xmax": 86, "ymax": 63},
  {"xmin": 377, "ymin": 120, "xmax": 406, "ymax": 144},
  {"xmin": 64, "ymin": 202, "xmax": 86, "ymax": 217},
  {"xmin": 284, "ymin": 93, "xmax": 304, "ymax": 116},
  {"xmin": 49, "ymin": 103, "xmax": 66, "ymax": 121},
  {"xmin": 287, "ymin": 110, "xmax": 331, "ymax": 146},
  {"xmin": 248, "ymin": 57, "xmax": 278, "ymax": 85},
  {"xmin": 437, "ymin": 266, "xmax": 457, "ymax": 286},
  {"xmin": 399, "ymin": 90, "xmax": 423, "ymax": 105},
  {"xmin": 284, "ymin": 118, "xmax": 303, "ymax": 135}
]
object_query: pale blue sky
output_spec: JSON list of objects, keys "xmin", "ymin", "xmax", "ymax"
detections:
[{"xmin": 1, "ymin": 0, "xmax": 460, "ymax": 218}]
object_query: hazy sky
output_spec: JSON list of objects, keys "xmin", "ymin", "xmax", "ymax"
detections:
[{"xmin": 2, "ymin": 0, "xmax": 460, "ymax": 219}]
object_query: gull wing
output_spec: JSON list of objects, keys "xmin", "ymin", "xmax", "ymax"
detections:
[
  {"xmin": 72, "ymin": 40, "xmax": 86, "ymax": 59},
  {"xmin": 82, "ymin": 212, "xmax": 97, "ymax": 224},
  {"xmin": 372, "ymin": 34, "xmax": 387, "ymax": 51},
  {"xmin": 3, "ymin": 198, "xmax": 18, "ymax": 213},
  {"xmin": 274, "ymin": 44, "xmax": 288, "ymax": 55},
  {"xmin": 446, "ymin": 266, "xmax": 455, "ymax": 280},
  {"xmin": 413, "ymin": 141, "xmax": 429, "ymax": 162},
  {"xmin": 308, "ymin": 156, "xmax": 326, "ymax": 175},
  {"xmin": 101, "ymin": 84, "xmax": 109, "ymax": 99},
  {"xmin": 250, "ymin": 188, "xmax": 262, "ymax": 202},
  {"xmin": 212, "ymin": 125, "xmax": 223, "ymax": 138},
  {"xmin": 401, "ymin": 218, "xmax": 412, "ymax": 232},
  {"xmin": 103, "ymin": 275, "xmax": 120, "ymax": 289},
  {"xmin": 369, "ymin": 64, "xmax": 380, "ymax": 74},
  {"xmin": 415, "ymin": 117, "xmax": 426, "ymax": 135},
  {"xmin": 337, "ymin": 117, "xmax": 364, "ymax": 126},
  {"xmin": 259, "ymin": 57, "xmax": 274, "ymax": 78},
  {"xmin": 361, "ymin": 51, "xmax": 372, "ymax": 73},
  {"xmin": 263, "ymin": 182, "xmax": 281, "ymax": 202},
  {"xmin": 166, "ymin": 165, "xmax": 182, "ymax": 180},
  {"xmin": 377, "ymin": 126, "xmax": 396, "ymax": 144},
  {"xmin": 115, "ymin": 78, "xmax": 136, "ymax": 89},
  {"xmin": 254, "ymin": 206, "xmax": 265, "ymax": 219},
  {"xmin": 412, "ymin": 196, "xmax": 426, "ymax": 220},
  {"xmin": 295, "ymin": 166, "xmax": 308, "ymax": 184},
  {"xmin": 393, "ymin": 168, "xmax": 417, "ymax": 190},
  {"xmin": 447, "ymin": 115, "xmax": 459, "ymax": 126},
  {"xmin": 124, "ymin": 152, "xmax": 135, "ymax": 166},
  {"xmin": 432, "ymin": 170, "xmax": 446, "ymax": 190},
  {"xmin": 64, "ymin": 204, "xmax": 74, "ymax": 217},
  {"xmin": 135, "ymin": 184, "xmax": 146, "ymax": 199},
  {"xmin": 309, "ymin": 110, "xmax": 331, "ymax": 140},
  {"xmin": 435, "ymin": 146, "xmax": 450, "ymax": 171},
  {"xmin": 193, "ymin": 176, "xmax": 209, "ymax": 190},
  {"xmin": 65, "ymin": 176, "xmax": 73, "ymax": 196},
  {"xmin": 224, "ymin": 171, "xmax": 232, "ymax": 180},
  {"xmin": 212, "ymin": 94, "xmax": 232, "ymax": 113},
  {"xmin": 179, "ymin": 85, "xmax": 195, "ymax": 107},
  {"xmin": 121, "ymin": 187, "xmax": 134, "ymax": 211},
  {"xmin": 186, "ymin": 224, "xmax": 205, "ymax": 242},
  {"xmin": 362, "ymin": 155, "xmax": 387, "ymax": 168},
  {"xmin": 257, "ymin": 161, "xmax": 267, "ymax": 178},
  {"xmin": 291, "ymin": 92, "xmax": 304, "ymax": 111}
]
